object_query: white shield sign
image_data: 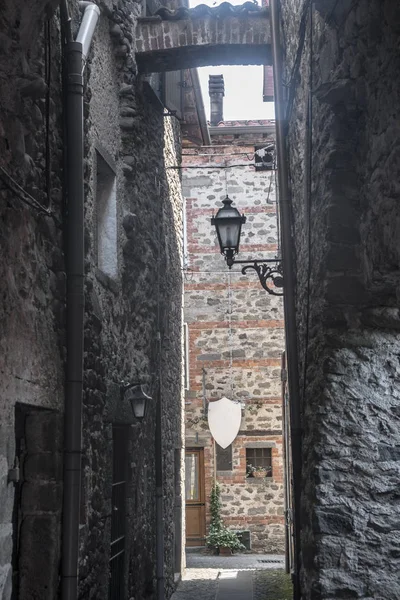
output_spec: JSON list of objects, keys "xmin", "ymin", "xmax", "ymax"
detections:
[{"xmin": 208, "ymin": 396, "xmax": 242, "ymax": 449}]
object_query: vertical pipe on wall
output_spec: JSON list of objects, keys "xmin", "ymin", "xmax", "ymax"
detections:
[
  {"xmin": 270, "ymin": 1, "xmax": 302, "ymax": 599},
  {"xmin": 61, "ymin": 4, "xmax": 99, "ymax": 598},
  {"xmin": 62, "ymin": 38, "xmax": 85, "ymax": 600},
  {"xmin": 155, "ymin": 380, "xmax": 165, "ymax": 600}
]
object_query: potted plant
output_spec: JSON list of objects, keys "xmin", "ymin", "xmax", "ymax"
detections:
[
  {"xmin": 246, "ymin": 464, "xmax": 271, "ymax": 478},
  {"xmin": 206, "ymin": 524, "xmax": 245, "ymax": 555},
  {"xmin": 205, "ymin": 483, "xmax": 245, "ymax": 555}
]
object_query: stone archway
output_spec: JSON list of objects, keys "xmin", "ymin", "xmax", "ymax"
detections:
[{"xmin": 135, "ymin": 2, "xmax": 271, "ymax": 73}]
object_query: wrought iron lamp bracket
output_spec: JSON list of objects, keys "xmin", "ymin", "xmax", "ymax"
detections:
[{"xmin": 232, "ymin": 259, "xmax": 284, "ymax": 296}]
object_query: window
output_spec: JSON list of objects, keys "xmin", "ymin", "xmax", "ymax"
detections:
[
  {"xmin": 96, "ymin": 151, "xmax": 117, "ymax": 278},
  {"xmin": 246, "ymin": 447, "xmax": 272, "ymax": 477},
  {"xmin": 254, "ymin": 144, "xmax": 275, "ymax": 171},
  {"xmin": 216, "ymin": 444, "xmax": 232, "ymax": 471}
]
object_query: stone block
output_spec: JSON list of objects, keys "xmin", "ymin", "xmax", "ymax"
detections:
[
  {"xmin": 0, "ymin": 563, "xmax": 12, "ymax": 600},
  {"xmin": 313, "ymin": 508, "xmax": 354, "ymax": 535},
  {"xmin": 19, "ymin": 515, "xmax": 59, "ymax": 600},
  {"xmin": 0, "ymin": 477, "xmax": 14, "ymax": 526},
  {"xmin": 24, "ymin": 452, "xmax": 63, "ymax": 482},
  {"xmin": 0, "ymin": 524, "xmax": 12, "ymax": 567},
  {"xmin": 25, "ymin": 412, "xmax": 62, "ymax": 454},
  {"xmin": 21, "ymin": 481, "xmax": 62, "ymax": 514}
]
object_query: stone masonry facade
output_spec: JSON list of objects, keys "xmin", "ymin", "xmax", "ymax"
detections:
[
  {"xmin": 0, "ymin": 1, "xmax": 185, "ymax": 599},
  {"xmin": 281, "ymin": 1, "xmax": 400, "ymax": 598},
  {"xmin": 135, "ymin": 8, "xmax": 271, "ymax": 73},
  {"xmin": 182, "ymin": 140, "xmax": 286, "ymax": 553}
]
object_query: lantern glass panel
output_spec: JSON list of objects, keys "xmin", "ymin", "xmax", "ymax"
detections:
[
  {"xmin": 131, "ymin": 395, "xmax": 146, "ymax": 419},
  {"xmin": 218, "ymin": 220, "xmax": 241, "ymax": 250}
]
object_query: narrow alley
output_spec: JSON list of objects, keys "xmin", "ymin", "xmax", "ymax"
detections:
[
  {"xmin": 1, "ymin": 0, "xmax": 399, "ymax": 599},
  {"xmin": 171, "ymin": 552, "xmax": 292, "ymax": 600}
]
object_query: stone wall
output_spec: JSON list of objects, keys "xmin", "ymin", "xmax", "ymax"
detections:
[
  {"xmin": 0, "ymin": 0, "xmax": 185, "ymax": 598},
  {"xmin": 281, "ymin": 1, "xmax": 400, "ymax": 597},
  {"xmin": 78, "ymin": 1, "xmax": 185, "ymax": 598},
  {"xmin": 135, "ymin": 11, "xmax": 271, "ymax": 73},
  {"xmin": 183, "ymin": 144, "xmax": 285, "ymax": 553},
  {"xmin": 0, "ymin": 1, "xmax": 64, "ymax": 597}
]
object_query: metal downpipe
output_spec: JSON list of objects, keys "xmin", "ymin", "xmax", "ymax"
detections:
[
  {"xmin": 155, "ymin": 382, "xmax": 165, "ymax": 600},
  {"xmin": 62, "ymin": 38, "xmax": 85, "ymax": 600},
  {"xmin": 270, "ymin": 1, "xmax": 303, "ymax": 598},
  {"xmin": 61, "ymin": 3, "xmax": 99, "ymax": 598}
]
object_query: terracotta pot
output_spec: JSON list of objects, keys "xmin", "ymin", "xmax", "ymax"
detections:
[
  {"xmin": 253, "ymin": 470, "xmax": 265, "ymax": 478},
  {"xmin": 219, "ymin": 546, "xmax": 232, "ymax": 556}
]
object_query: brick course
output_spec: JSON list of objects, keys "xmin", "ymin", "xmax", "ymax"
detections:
[{"xmin": 183, "ymin": 143, "xmax": 285, "ymax": 553}]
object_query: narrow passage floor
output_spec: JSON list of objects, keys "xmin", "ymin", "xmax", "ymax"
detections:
[{"xmin": 171, "ymin": 553, "xmax": 292, "ymax": 600}]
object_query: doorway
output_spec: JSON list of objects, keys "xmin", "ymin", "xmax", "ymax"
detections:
[{"xmin": 185, "ymin": 448, "xmax": 205, "ymax": 546}]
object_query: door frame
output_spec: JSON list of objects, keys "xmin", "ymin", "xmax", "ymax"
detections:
[{"xmin": 185, "ymin": 447, "xmax": 206, "ymax": 547}]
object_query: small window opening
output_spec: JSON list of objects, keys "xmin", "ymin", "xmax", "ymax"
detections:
[
  {"xmin": 246, "ymin": 447, "xmax": 272, "ymax": 477},
  {"xmin": 216, "ymin": 444, "xmax": 232, "ymax": 471},
  {"xmin": 96, "ymin": 151, "xmax": 117, "ymax": 278}
]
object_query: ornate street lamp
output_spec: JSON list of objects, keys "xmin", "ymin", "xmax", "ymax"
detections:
[
  {"xmin": 211, "ymin": 197, "xmax": 284, "ymax": 296},
  {"xmin": 121, "ymin": 382, "xmax": 152, "ymax": 421},
  {"xmin": 211, "ymin": 196, "xmax": 246, "ymax": 267}
]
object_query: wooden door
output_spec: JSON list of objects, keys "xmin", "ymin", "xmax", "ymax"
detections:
[{"xmin": 185, "ymin": 448, "xmax": 206, "ymax": 546}]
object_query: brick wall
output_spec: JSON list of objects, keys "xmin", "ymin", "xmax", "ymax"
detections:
[
  {"xmin": 135, "ymin": 12, "xmax": 271, "ymax": 73},
  {"xmin": 183, "ymin": 143, "xmax": 285, "ymax": 553}
]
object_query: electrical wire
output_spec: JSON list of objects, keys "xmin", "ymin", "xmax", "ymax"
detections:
[
  {"xmin": 0, "ymin": 167, "xmax": 53, "ymax": 216},
  {"xmin": 227, "ymin": 271, "xmax": 235, "ymax": 401},
  {"xmin": 168, "ymin": 164, "xmax": 274, "ymax": 170}
]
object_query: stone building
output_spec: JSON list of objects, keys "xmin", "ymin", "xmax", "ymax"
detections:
[
  {"xmin": 277, "ymin": 1, "xmax": 400, "ymax": 599},
  {"xmin": 0, "ymin": 1, "xmax": 185, "ymax": 599},
  {"xmin": 182, "ymin": 80, "xmax": 286, "ymax": 553}
]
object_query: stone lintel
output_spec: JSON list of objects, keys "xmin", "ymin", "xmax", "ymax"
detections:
[
  {"xmin": 136, "ymin": 15, "xmax": 271, "ymax": 73},
  {"xmin": 138, "ymin": 44, "xmax": 272, "ymax": 73}
]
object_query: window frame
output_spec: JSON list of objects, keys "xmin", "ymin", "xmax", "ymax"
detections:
[
  {"xmin": 216, "ymin": 443, "xmax": 233, "ymax": 472},
  {"xmin": 245, "ymin": 446, "xmax": 272, "ymax": 478},
  {"xmin": 95, "ymin": 146, "xmax": 118, "ymax": 280}
]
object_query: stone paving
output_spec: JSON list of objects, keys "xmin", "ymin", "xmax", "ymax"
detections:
[{"xmin": 171, "ymin": 553, "xmax": 292, "ymax": 600}]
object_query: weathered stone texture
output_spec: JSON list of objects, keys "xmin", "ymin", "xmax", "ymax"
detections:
[
  {"xmin": 78, "ymin": 1, "xmax": 184, "ymax": 597},
  {"xmin": 282, "ymin": 0, "xmax": 400, "ymax": 597},
  {"xmin": 183, "ymin": 145, "xmax": 285, "ymax": 552},
  {"xmin": 0, "ymin": 0, "xmax": 185, "ymax": 598},
  {"xmin": 0, "ymin": 1, "xmax": 64, "ymax": 598},
  {"xmin": 135, "ymin": 13, "xmax": 271, "ymax": 73}
]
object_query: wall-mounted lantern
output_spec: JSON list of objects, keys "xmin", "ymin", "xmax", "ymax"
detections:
[
  {"xmin": 121, "ymin": 383, "xmax": 152, "ymax": 421},
  {"xmin": 211, "ymin": 196, "xmax": 246, "ymax": 267},
  {"xmin": 211, "ymin": 197, "xmax": 284, "ymax": 296}
]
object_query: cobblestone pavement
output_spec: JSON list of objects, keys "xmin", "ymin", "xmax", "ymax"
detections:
[{"xmin": 171, "ymin": 553, "xmax": 292, "ymax": 600}]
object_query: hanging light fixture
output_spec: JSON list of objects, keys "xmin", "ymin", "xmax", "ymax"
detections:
[
  {"xmin": 121, "ymin": 382, "xmax": 152, "ymax": 421},
  {"xmin": 211, "ymin": 196, "xmax": 246, "ymax": 267},
  {"xmin": 211, "ymin": 198, "xmax": 284, "ymax": 296}
]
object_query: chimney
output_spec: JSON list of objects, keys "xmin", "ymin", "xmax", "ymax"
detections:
[{"xmin": 208, "ymin": 74, "xmax": 225, "ymax": 126}]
